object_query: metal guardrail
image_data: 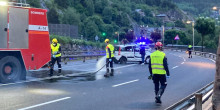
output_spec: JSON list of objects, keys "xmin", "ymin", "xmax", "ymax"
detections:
[
  {"xmin": 166, "ymin": 48, "xmax": 216, "ymax": 110},
  {"xmin": 62, "ymin": 54, "xmax": 105, "ymax": 64},
  {"xmin": 165, "ymin": 82, "xmax": 214, "ymax": 110},
  {"xmin": 61, "ymin": 51, "xmax": 106, "ymax": 64},
  {"xmin": 170, "ymin": 48, "xmax": 217, "ymax": 60}
]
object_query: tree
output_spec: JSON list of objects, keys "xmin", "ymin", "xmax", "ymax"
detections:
[
  {"xmin": 61, "ymin": 8, "xmax": 80, "ymax": 25},
  {"xmin": 85, "ymin": 0, "xmax": 94, "ymax": 16},
  {"xmin": 83, "ymin": 21, "xmax": 99, "ymax": 41},
  {"xmin": 26, "ymin": 0, "xmax": 41, "ymax": 8},
  {"xmin": 195, "ymin": 18, "xmax": 215, "ymax": 52},
  {"xmin": 54, "ymin": 0, "xmax": 72, "ymax": 8},
  {"xmin": 125, "ymin": 30, "xmax": 135, "ymax": 42},
  {"xmin": 94, "ymin": 0, "xmax": 108, "ymax": 14},
  {"xmin": 212, "ymin": 35, "xmax": 220, "ymax": 110},
  {"xmin": 132, "ymin": 12, "xmax": 141, "ymax": 23},
  {"xmin": 164, "ymin": 30, "xmax": 189, "ymax": 45},
  {"xmin": 151, "ymin": 31, "xmax": 162, "ymax": 42},
  {"xmin": 175, "ymin": 20, "xmax": 186, "ymax": 28},
  {"xmin": 47, "ymin": 7, "xmax": 60, "ymax": 24},
  {"xmin": 102, "ymin": 7, "xmax": 113, "ymax": 24}
]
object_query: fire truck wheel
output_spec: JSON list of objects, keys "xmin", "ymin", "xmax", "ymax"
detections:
[{"xmin": 0, "ymin": 56, "xmax": 22, "ymax": 83}]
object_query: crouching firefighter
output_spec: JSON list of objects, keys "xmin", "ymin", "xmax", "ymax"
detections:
[
  {"xmin": 104, "ymin": 39, "xmax": 115, "ymax": 77},
  {"xmin": 148, "ymin": 42, "xmax": 170, "ymax": 104},
  {"xmin": 49, "ymin": 38, "xmax": 62, "ymax": 76}
]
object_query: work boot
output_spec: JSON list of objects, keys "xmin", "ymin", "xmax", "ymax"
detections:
[
  {"xmin": 57, "ymin": 69, "xmax": 62, "ymax": 76},
  {"xmin": 104, "ymin": 69, "xmax": 110, "ymax": 77},
  {"xmin": 104, "ymin": 74, "xmax": 109, "ymax": 77},
  {"xmin": 110, "ymin": 69, "xmax": 114, "ymax": 76},
  {"xmin": 49, "ymin": 69, "xmax": 53, "ymax": 77},
  {"xmin": 155, "ymin": 96, "xmax": 162, "ymax": 104}
]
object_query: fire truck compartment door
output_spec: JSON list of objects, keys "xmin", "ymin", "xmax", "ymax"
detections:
[
  {"xmin": 0, "ymin": 6, "xmax": 8, "ymax": 48},
  {"xmin": 9, "ymin": 8, "xmax": 29, "ymax": 49}
]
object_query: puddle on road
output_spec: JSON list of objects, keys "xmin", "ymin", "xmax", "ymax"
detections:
[
  {"xmin": 42, "ymin": 72, "xmax": 105, "ymax": 84},
  {"xmin": 26, "ymin": 56, "xmax": 139, "ymax": 84}
]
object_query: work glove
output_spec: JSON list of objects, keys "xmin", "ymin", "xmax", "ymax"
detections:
[
  {"xmin": 148, "ymin": 75, "xmax": 153, "ymax": 80},
  {"xmin": 166, "ymin": 76, "xmax": 170, "ymax": 79},
  {"xmin": 109, "ymin": 59, "xmax": 112, "ymax": 62},
  {"xmin": 52, "ymin": 55, "xmax": 56, "ymax": 58}
]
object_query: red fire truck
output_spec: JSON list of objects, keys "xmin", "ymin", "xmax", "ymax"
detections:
[{"xmin": 0, "ymin": 2, "xmax": 51, "ymax": 83}]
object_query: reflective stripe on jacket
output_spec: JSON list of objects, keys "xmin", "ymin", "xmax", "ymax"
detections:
[
  {"xmin": 106, "ymin": 44, "xmax": 114, "ymax": 58},
  {"xmin": 150, "ymin": 50, "xmax": 166, "ymax": 75},
  {"xmin": 51, "ymin": 43, "xmax": 61, "ymax": 57}
]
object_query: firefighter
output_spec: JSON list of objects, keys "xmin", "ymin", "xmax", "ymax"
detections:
[
  {"xmin": 49, "ymin": 38, "xmax": 62, "ymax": 76},
  {"xmin": 188, "ymin": 45, "xmax": 192, "ymax": 58},
  {"xmin": 104, "ymin": 39, "xmax": 114, "ymax": 77},
  {"xmin": 148, "ymin": 42, "xmax": 170, "ymax": 104}
]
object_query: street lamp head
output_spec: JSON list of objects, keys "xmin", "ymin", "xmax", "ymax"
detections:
[
  {"xmin": 186, "ymin": 21, "xmax": 191, "ymax": 24},
  {"xmin": 0, "ymin": 1, "xmax": 7, "ymax": 6},
  {"xmin": 213, "ymin": 6, "xmax": 218, "ymax": 10}
]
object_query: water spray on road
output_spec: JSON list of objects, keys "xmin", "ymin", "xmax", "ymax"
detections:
[{"xmin": 95, "ymin": 57, "xmax": 107, "ymax": 79}]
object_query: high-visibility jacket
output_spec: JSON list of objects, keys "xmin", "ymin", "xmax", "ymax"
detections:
[
  {"xmin": 51, "ymin": 43, "xmax": 61, "ymax": 57},
  {"xmin": 150, "ymin": 50, "xmax": 166, "ymax": 75},
  {"xmin": 106, "ymin": 44, "xmax": 114, "ymax": 58}
]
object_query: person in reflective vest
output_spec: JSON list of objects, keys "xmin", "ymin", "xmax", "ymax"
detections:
[
  {"xmin": 50, "ymin": 38, "xmax": 62, "ymax": 76},
  {"xmin": 148, "ymin": 42, "xmax": 170, "ymax": 104},
  {"xmin": 188, "ymin": 45, "xmax": 192, "ymax": 58},
  {"xmin": 104, "ymin": 39, "xmax": 114, "ymax": 77}
]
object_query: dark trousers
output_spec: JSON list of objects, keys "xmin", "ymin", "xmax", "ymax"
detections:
[
  {"xmin": 50, "ymin": 56, "xmax": 62, "ymax": 75},
  {"xmin": 141, "ymin": 54, "xmax": 145, "ymax": 63},
  {"xmin": 153, "ymin": 74, "xmax": 167, "ymax": 97},
  {"xmin": 106, "ymin": 58, "xmax": 114, "ymax": 73},
  {"xmin": 189, "ymin": 51, "xmax": 192, "ymax": 58}
]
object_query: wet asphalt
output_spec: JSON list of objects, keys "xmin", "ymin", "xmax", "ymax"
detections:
[{"xmin": 0, "ymin": 50, "xmax": 216, "ymax": 110}]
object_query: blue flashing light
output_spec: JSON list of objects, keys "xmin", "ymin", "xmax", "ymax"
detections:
[{"xmin": 135, "ymin": 37, "xmax": 151, "ymax": 45}]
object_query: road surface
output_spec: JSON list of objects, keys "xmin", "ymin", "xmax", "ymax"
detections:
[{"xmin": 0, "ymin": 50, "xmax": 215, "ymax": 110}]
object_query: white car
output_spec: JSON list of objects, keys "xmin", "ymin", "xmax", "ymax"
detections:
[{"xmin": 114, "ymin": 44, "xmax": 152, "ymax": 64}]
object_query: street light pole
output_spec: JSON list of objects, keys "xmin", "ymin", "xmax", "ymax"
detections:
[
  {"xmin": 187, "ymin": 20, "xmax": 195, "ymax": 51},
  {"xmin": 192, "ymin": 21, "xmax": 195, "ymax": 51},
  {"xmin": 118, "ymin": 33, "xmax": 120, "ymax": 45},
  {"xmin": 162, "ymin": 25, "xmax": 165, "ymax": 46}
]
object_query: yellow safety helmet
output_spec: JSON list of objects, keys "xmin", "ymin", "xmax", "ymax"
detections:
[
  {"xmin": 105, "ymin": 39, "xmax": 110, "ymax": 43},
  {"xmin": 52, "ymin": 38, "xmax": 58, "ymax": 43}
]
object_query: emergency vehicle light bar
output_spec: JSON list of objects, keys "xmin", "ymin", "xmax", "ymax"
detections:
[{"xmin": 8, "ymin": 2, "xmax": 30, "ymax": 7}]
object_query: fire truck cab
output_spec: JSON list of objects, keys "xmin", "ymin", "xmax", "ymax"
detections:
[{"xmin": 0, "ymin": 2, "xmax": 51, "ymax": 83}]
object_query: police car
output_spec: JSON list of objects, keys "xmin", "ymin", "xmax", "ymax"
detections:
[{"xmin": 114, "ymin": 43, "xmax": 152, "ymax": 64}]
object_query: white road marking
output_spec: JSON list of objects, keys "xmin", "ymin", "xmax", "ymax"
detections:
[
  {"xmin": 112, "ymin": 79, "xmax": 139, "ymax": 87},
  {"xmin": 172, "ymin": 66, "xmax": 179, "ymax": 69},
  {"xmin": 181, "ymin": 62, "xmax": 184, "ymax": 64},
  {"xmin": 18, "ymin": 97, "xmax": 71, "ymax": 110},
  {"xmin": 209, "ymin": 59, "xmax": 216, "ymax": 63},
  {"xmin": 183, "ymin": 57, "xmax": 186, "ymax": 61}
]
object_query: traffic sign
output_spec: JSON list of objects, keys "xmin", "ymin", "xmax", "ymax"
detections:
[
  {"xmin": 174, "ymin": 35, "xmax": 180, "ymax": 40},
  {"xmin": 95, "ymin": 35, "xmax": 99, "ymax": 41}
]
